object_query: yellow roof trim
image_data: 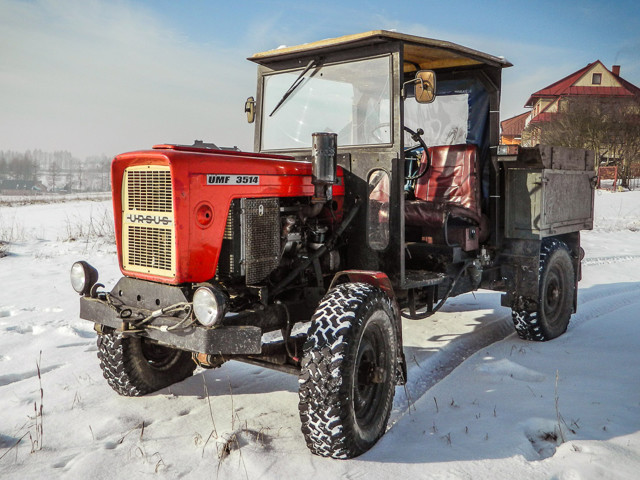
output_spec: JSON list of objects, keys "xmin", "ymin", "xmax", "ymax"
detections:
[
  {"xmin": 250, "ymin": 31, "xmax": 387, "ymax": 59},
  {"xmin": 249, "ymin": 30, "xmax": 511, "ymax": 68}
]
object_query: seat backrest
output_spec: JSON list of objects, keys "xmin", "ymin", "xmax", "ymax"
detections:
[{"xmin": 414, "ymin": 144, "xmax": 480, "ymax": 215}]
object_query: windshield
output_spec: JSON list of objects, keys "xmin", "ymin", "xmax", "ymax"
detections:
[{"xmin": 261, "ymin": 56, "xmax": 391, "ymax": 151}]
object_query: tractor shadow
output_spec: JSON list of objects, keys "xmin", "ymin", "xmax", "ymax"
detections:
[
  {"xmin": 363, "ymin": 280, "xmax": 640, "ymax": 465},
  {"xmin": 160, "ymin": 358, "xmax": 299, "ymax": 399},
  {"xmin": 391, "ymin": 290, "xmax": 514, "ymax": 422}
]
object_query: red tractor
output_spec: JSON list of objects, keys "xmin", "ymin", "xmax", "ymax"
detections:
[{"xmin": 71, "ymin": 31, "xmax": 595, "ymax": 458}]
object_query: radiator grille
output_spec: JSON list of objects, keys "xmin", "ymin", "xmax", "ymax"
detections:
[
  {"xmin": 122, "ymin": 165, "xmax": 175, "ymax": 277},
  {"xmin": 126, "ymin": 169, "xmax": 172, "ymax": 212},
  {"xmin": 126, "ymin": 226, "xmax": 173, "ymax": 270},
  {"xmin": 243, "ymin": 198, "xmax": 280, "ymax": 285},
  {"xmin": 216, "ymin": 198, "xmax": 281, "ymax": 285},
  {"xmin": 223, "ymin": 205, "xmax": 235, "ymax": 240},
  {"xmin": 217, "ymin": 200, "xmax": 241, "ymax": 278}
]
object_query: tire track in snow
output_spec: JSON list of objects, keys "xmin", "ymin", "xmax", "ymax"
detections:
[
  {"xmin": 389, "ymin": 277, "xmax": 640, "ymax": 428},
  {"xmin": 571, "ymin": 282, "xmax": 640, "ymax": 329},
  {"xmin": 577, "ymin": 282, "xmax": 640, "ymax": 306},
  {"xmin": 390, "ymin": 313, "xmax": 514, "ymax": 427},
  {"xmin": 583, "ymin": 254, "xmax": 640, "ymax": 266},
  {"xmin": 0, "ymin": 364, "xmax": 63, "ymax": 387}
]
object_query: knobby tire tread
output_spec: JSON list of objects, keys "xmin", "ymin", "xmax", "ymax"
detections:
[
  {"xmin": 97, "ymin": 332, "xmax": 195, "ymax": 397},
  {"xmin": 298, "ymin": 283, "xmax": 396, "ymax": 459},
  {"xmin": 512, "ymin": 238, "xmax": 574, "ymax": 341}
]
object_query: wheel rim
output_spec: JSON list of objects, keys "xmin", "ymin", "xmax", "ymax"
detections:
[
  {"xmin": 352, "ymin": 314, "xmax": 389, "ymax": 429},
  {"xmin": 543, "ymin": 264, "xmax": 565, "ymax": 326},
  {"xmin": 140, "ymin": 338, "xmax": 182, "ymax": 370}
]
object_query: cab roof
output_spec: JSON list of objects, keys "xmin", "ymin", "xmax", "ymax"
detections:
[{"xmin": 248, "ymin": 30, "xmax": 512, "ymax": 71}]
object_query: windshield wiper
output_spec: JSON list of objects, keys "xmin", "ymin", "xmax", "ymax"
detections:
[{"xmin": 269, "ymin": 58, "xmax": 319, "ymax": 117}]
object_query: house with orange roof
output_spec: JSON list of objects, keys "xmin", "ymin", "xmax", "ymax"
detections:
[
  {"xmin": 522, "ymin": 61, "xmax": 640, "ymax": 147},
  {"xmin": 500, "ymin": 111, "xmax": 529, "ymax": 146},
  {"xmin": 502, "ymin": 61, "xmax": 640, "ymax": 151}
]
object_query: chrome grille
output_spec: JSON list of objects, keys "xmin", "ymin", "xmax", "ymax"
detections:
[{"xmin": 122, "ymin": 166, "xmax": 175, "ymax": 277}]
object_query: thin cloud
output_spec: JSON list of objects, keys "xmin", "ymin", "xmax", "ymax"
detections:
[{"xmin": 0, "ymin": 0, "xmax": 255, "ymax": 157}]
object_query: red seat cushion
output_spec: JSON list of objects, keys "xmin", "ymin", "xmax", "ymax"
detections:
[
  {"xmin": 406, "ymin": 144, "xmax": 481, "ymax": 226},
  {"xmin": 415, "ymin": 144, "xmax": 480, "ymax": 214}
]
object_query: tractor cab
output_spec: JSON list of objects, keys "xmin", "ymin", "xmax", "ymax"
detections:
[{"xmin": 248, "ymin": 30, "xmax": 511, "ymax": 302}]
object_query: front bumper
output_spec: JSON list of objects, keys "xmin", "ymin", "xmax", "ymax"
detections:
[{"xmin": 79, "ymin": 277, "xmax": 261, "ymax": 355}]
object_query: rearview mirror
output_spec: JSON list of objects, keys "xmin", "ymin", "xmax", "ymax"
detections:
[
  {"xmin": 245, "ymin": 97, "xmax": 256, "ymax": 123},
  {"xmin": 415, "ymin": 70, "xmax": 436, "ymax": 104}
]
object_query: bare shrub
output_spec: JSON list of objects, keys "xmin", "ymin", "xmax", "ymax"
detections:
[
  {"xmin": 63, "ymin": 207, "xmax": 114, "ymax": 244},
  {"xmin": 0, "ymin": 213, "xmax": 25, "ymax": 257}
]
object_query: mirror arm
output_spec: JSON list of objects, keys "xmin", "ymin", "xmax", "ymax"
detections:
[
  {"xmin": 401, "ymin": 77, "xmax": 419, "ymax": 99},
  {"xmin": 401, "ymin": 77, "xmax": 426, "ymax": 99}
]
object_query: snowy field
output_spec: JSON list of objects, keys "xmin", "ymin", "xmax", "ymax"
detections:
[{"xmin": 1, "ymin": 190, "xmax": 639, "ymax": 479}]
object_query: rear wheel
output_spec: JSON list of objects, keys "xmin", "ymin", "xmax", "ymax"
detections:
[
  {"xmin": 298, "ymin": 283, "xmax": 397, "ymax": 459},
  {"xmin": 97, "ymin": 330, "xmax": 196, "ymax": 396},
  {"xmin": 512, "ymin": 238, "xmax": 575, "ymax": 341}
]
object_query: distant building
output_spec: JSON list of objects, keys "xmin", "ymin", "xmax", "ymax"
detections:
[
  {"xmin": 502, "ymin": 61, "xmax": 640, "ymax": 147},
  {"xmin": 0, "ymin": 179, "xmax": 46, "ymax": 195},
  {"xmin": 523, "ymin": 61, "xmax": 640, "ymax": 146},
  {"xmin": 500, "ymin": 111, "xmax": 529, "ymax": 146}
]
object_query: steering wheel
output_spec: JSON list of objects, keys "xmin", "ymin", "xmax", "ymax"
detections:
[{"xmin": 404, "ymin": 126, "xmax": 431, "ymax": 181}]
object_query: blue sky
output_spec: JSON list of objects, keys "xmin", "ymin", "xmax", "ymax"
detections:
[{"xmin": 1, "ymin": 0, "xmax": 639, "ymax": 157}]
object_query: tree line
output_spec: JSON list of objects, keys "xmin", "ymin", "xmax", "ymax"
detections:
[
  {"xmin": 0, "ymin": 150, "xmax": 112, "ymax": 192},
  {"xmin": 524, "ymin": 97, "xmax": 640, "ymax": 188}
]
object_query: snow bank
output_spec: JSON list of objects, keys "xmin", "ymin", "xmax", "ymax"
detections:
[{"xmin": 1, "ymin": 191, "xmax": 639, "ymax": 479}]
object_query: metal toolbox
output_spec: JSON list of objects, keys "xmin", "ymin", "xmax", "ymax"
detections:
[{"xmin": 503, "ymin": 146, "xmax": 597, "ymax": 239}]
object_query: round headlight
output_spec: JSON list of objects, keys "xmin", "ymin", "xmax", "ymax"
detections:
[
  {"xmin": 193, "ymin": 286, "xmax": 226, "ymax": 327},
  {"xmin": 70, "ymin": 261, "xmax": 98, "ymax": 295}
]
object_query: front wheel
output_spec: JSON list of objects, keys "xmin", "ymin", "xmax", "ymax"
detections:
[
  {"xmin": 298, "ymin": 283, "xmax": 398, "ymax": 459},
  {"xmin": 512, "ymin": 238, "xmax": 575, "ymax": 341},
  {"xmin": 97, "ymin": 331, "xmax": 196, "ymax": 396}
]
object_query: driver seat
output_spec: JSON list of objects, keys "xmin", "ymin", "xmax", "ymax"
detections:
[{"xmin": 405, "ymin": 144, "xmax": 487, "ymax": 250}]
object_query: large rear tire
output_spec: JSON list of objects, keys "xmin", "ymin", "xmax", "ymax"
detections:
[
  {"xmin": 298, "ymin": 283, "xmax": 397, "ymax": 459},
  {"xmin": 512, "ymin": 238, "xmax": 575, "ymax": 341},
  {"xmin": 97, "ymin": 331, "xmax": 196, "ymax": 396}
]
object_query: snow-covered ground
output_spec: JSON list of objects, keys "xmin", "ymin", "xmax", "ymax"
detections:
[{"xmin": 1, "ymin": 190, "xmax": 639, "ymax": 479}]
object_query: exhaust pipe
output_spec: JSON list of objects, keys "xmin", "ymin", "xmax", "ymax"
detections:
[{"xmin": 311, "ymin": 132, "xmax": 337, "ymax": 204}]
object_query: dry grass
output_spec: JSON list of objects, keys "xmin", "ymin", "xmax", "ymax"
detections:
[
  {"xmin": 63, "ymin": 207, "xmax": 114, "ymax": 244},
  {"xmin": 0, "ymin": 212, "xmax": 25, "ymax": 257},
  {"xmin": 0, "ymin": 353, "xmax": 45, "ymax": 462},
  {"xmin": 30, "ymin": 353, "xmax": 44, "ymax": 453}
]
